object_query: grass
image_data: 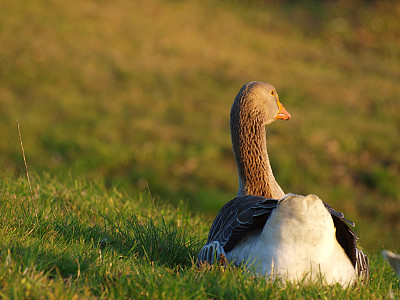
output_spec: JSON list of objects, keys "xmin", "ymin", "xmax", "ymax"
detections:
[
  {"xmin": 0, "ymin": 0, "xmax": 400, "ymax": 297},
  {"xmin": 1, "ymin": 0, "xmax": 398, "ymax": 249},
  {"xmin": 0, "ymin": 175, "xmax": 399, "ymax": 299}
]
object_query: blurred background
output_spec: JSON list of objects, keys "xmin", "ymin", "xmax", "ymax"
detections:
[{"xmin": 1, "ymin": 0, "xmax": 399, "ymax": 251}]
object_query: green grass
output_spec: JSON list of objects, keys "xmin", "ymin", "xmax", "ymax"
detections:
[
  {"xmin": 1, "ymin": 0, "xmax": 400, "ymax": 297},
  {"xmin": 0, "ymin": 175, "xmax": 399, "ymax": 299},
  {"xmin": 1, "ymin": 0, "xmax": 399, "ymax": 251}
]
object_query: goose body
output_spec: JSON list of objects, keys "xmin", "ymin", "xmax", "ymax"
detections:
[
  {"xmin": 198, "ymin": 194, "xmax": 369, "ymax": 285},
  {"xmin": 198, "ymin": 82, "xmax": 369, "ymax": 285}
]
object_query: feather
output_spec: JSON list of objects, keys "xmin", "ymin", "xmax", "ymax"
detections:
[{"xmin": 199, "ymin": 194, "xmax": 369, "ymax": 283}]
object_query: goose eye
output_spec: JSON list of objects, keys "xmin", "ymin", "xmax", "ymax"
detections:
[{"xmin": 271, "ymin": 90, "xmax": 275, "ymax": 96}]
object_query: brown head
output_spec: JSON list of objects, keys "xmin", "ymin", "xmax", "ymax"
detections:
[{"xmin": 231, "ymin": 81, "xmax": 290, "ymax": 127}]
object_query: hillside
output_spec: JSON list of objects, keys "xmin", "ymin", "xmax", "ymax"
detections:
[
  {"xmin": 1, "ymin": 0, "xmax": 399, "ymax": 253},
  {"xmin": 0, "ymin": 175, "xmax": 398, "ymax": 298}
]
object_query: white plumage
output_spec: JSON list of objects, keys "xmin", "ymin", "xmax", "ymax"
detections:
[{"xmin": 226, "ymin": 194, "xmax": 357, "ymax": 285}]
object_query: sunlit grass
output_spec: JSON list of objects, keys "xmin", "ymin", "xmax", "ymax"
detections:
[
  {"xmin": 0, "ymin": 0, "xmax": 399, "ymax": 254},
  {"xmin": 0, "ymin": 175, "xmax": 399, "ymax": 298}
]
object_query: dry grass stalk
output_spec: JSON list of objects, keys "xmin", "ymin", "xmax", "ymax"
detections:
[{"xmin": 16, "ymin": 120, "xmax": 37, "ymax": 218}]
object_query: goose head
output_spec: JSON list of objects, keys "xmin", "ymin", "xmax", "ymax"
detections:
[{"xmin": 231, "ymin": 81, "xmax": 291, "ymax": 127}]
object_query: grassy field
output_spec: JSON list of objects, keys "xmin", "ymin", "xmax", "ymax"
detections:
[
  {"xmin": 1, "ymin": 0, "xmax": 400, "ymax": 297},
  {"xmin": 0, "ymin": 176, "xmax": 399, "ymax": 298}
]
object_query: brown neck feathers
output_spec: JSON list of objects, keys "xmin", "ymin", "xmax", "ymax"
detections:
[{"xmin": 230, "ymin": 91, "xmax": 284, "ymax": 199}]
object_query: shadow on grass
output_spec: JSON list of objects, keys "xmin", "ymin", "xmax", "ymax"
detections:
[
  {"xmin": 101, "ymin": 212, "xmax": 204, "ymax": 267},
  {"xmin": 2, "ymin": 211, "xmax": 202, "ymax": 283},
  {"xmin": 47, "ymin": 211, "xmax": 203, "ymax": 270},
  {"xmin": 3, "ymin": 240, "xmax": 99, "ymax": 279}
]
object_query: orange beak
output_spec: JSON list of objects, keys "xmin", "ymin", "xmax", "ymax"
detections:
[{"xmin": 275, "ymin": 100, "xmax": 291, "ymax": 120}]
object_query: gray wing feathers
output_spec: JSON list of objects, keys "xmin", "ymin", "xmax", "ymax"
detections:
[
  {"xmin": 355, "ymin": 248, "xmax": 370, "ymax": 282},
  {"xmin": 198, "ymin": 195, "xmax": 277, "ymax": 264},
  {"xmin": 197, "ymin": 241, "xmax": 227, "ymax": 265},
  {"xmin": 206, "ymin": 195, "xmax": 278, "ymax": 252},
  {"xmin": 324, "ymin": 202, "xmax": 355, "ymax": 227}
]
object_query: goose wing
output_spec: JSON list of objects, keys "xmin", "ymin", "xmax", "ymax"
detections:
[
  {"xmin": 325, "ymin": 202, "xmax": 369, "ymax": 281},
  {"xmin": 206, "ymin": 195, "xmax": 278, "ymax": 252}
]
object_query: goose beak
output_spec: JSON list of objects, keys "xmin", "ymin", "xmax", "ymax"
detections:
[{"xmin": 276, "ymin": 101, "xmax": 291, "ymax": 120}]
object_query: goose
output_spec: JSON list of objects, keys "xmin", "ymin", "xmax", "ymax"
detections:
[
  {"xmin": 198, "ymin": 81, "xmax": 369, "ymax": 285},
  {"xmin": 382, "ymin": 250, "xmax": 400, "ymax": 277}
]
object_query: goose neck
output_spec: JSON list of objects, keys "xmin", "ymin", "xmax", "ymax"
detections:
[{"xmin": 231, "ymin": 117, "xmax": 284, "ymax": 199}]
